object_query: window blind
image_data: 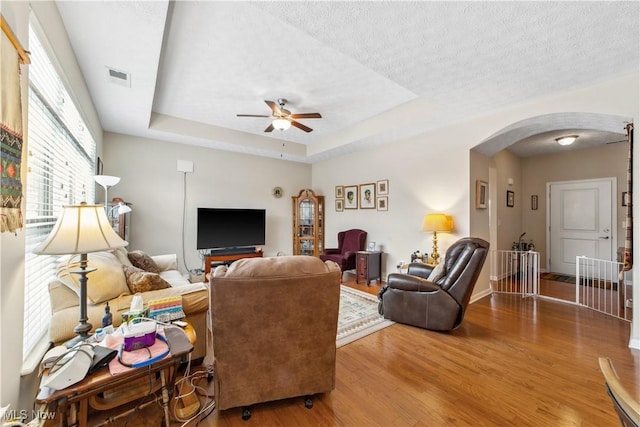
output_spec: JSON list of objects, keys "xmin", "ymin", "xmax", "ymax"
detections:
[{"xmin": 23, "ymin": 23, "xmax": 96, "ymax": 359}]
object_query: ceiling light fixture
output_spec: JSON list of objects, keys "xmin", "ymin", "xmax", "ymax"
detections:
[
  {"xmin": 272, "ymin": 118, "xmax": 291, "ymax": 131},
  {"xmin": 556, "ymin": 135, "xmax": 578, "ymax": 146}
]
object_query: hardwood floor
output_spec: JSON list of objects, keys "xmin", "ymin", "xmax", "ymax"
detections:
[
  {"xmin": 340, "ymin": 270, "xmax": 382, "ymax": 296},
  {"xmin": 102, "ymin": 276, "xmax": 639, "ymax": 426}
]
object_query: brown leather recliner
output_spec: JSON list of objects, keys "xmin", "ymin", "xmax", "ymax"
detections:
[
  {"xmin": 209, "ymin": 255, "xmax": 341, "ymax": 419},
  {"xmin": 378, "ymin": 237, "xmax": 489, "ymax": 331}
]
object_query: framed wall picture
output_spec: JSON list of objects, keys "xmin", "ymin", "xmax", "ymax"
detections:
[
  {"xmin": 507, "ymin": 190, "xmax": 515, "ymax": 208},
  {"xmin": 335, "ymin": 185, "xmax": 344, "ymax": 198},
  {"xmin": 531, "ymin": 195, "xmax": 538, "ymax": 210},
  {"xmin": 475, "ymin": 180, "xmax": 488, "ymax": 209},
  {"xmin": 376, "ymin": 179, "xmax": 389, "ymax": 195},
  {"xmin": 344, "ymin": 185, "xmax": 358, "ymax": 209},
  {"xmin": 359, "ymin": 183, "xmax": 376, "ymax": 209},
  {"xmin": 377, "ymin": 196, "xmax": 388, "ymax": 211},
  {"xmin": 96, "ymin": 157, "xmax": 103, "ymax": 175},
  {"xmin": 335, "ymin": 199, "xmax": 344, "ymax": 212}
]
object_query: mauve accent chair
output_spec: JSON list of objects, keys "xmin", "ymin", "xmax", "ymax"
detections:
[
  {"xmin": 378, "ymin": 237, "xmax": 489, "ymax": 331},
  {"xmin": 319, "ymin": 229, "xmax": 367, "ymax": 271}
]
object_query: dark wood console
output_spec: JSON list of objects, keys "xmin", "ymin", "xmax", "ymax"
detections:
[{"xmin": 204, "ymin": 251, "xmax": 263, "ymax": 276}]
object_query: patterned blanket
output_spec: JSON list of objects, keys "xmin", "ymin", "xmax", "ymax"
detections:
[{"xmin": 0, "ymin": 27, "xmax": 24, "ymax": 232}]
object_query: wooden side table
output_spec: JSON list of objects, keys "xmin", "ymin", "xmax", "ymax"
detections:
[
  {"xmin": 36, "ymin": 327, "xmax": 194, "ymax": 427},
  {"xmin": 356, "ymin": 251, "xmax": 382, "ymax": 285}
]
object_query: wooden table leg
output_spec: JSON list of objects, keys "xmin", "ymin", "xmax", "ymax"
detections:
[
  {"xmin": 78, "ymin": 399, "xmax": 88, "ymax": 427},
  {"xmin": 160, "ymin": 368, "xmax": 171, "ymax": 427}
]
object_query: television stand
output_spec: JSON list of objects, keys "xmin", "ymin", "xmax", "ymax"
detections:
[{"xmin": 204, "ymin": 250, "xmax": 263, "ymax": 277}]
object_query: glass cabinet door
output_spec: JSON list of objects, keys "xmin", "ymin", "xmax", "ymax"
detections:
[
  {"xmin": 292, "ymin": 189, "xmax": 324, "ymax": 256},
  {"xmin": 298, "ymin": 199, "xmax": 315, "ymax": 237}
]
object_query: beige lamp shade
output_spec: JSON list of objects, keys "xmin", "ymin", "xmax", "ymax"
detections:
[
  {"xmin": 33, "ymin": 203, "xmax": 128, "ymax": 255},
  {"xmin": 422, "ymin": 213, "xmax": 453, "ymax": 233}
]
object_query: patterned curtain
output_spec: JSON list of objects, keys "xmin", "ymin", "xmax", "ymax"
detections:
[
  {"xmin": 0, "ymin": 22, "xmax": 25, "ymax": 233},
  {"xmin": 623, "ymin": 123, "xmax": 634, "ymax": 272}
]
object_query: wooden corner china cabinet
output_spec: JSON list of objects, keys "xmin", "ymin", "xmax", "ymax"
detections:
[{"xmin": 292, "ymin": 189, "xmax": 324, "ymax": 256}]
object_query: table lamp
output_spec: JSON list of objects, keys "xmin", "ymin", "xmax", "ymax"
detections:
[
  {"xmin": 33, "ymin": 203, "xmax": 128, "ymax": 347},
  {"xmin": 422, "ymin": 213, "xmax": 453, "ymax": 265}
]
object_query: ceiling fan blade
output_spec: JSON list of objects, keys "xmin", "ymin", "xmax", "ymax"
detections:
[
  {"xmin": 290, "ymin": 120, "xmax": 313, "ymax": 133},
  {"xmin": 237, "ymin": 114, "xmax": 271, "ymax": 118},
  {"xmin": 290, "ymin": 113, "xmax": 322, "ymax": 119},
  {"xmin": 264, "ymin": 100, "xmax": 281, "ymax": 115},
  {"xmin": 264, "ymin": 123, "xmax": 275, "ymax": 132}
]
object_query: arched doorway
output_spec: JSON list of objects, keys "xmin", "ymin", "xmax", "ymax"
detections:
[{"xmin": 470, "ymin": 112, "xmax": 631, "ymax": 301}]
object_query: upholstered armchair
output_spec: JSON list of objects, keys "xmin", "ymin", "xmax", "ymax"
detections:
[
  {"xmin": 209, "ymin": 255, "xmax": 341, "ymax": 420},
  {"xmin": 378, "ymin": 237, "xmax": 489, "ymax": 331},
  {"xmin": 319, "ymin": 228, "xmax": 367, "ymax": 271}
]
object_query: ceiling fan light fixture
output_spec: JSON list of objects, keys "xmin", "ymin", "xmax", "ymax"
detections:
[
  {"xmin": 556, "ymin": 135, "xmax": 578, "ymax": 146},
  {"xmin": 272, "ymin": 118, "xmax": 291, "ymax": 131}
]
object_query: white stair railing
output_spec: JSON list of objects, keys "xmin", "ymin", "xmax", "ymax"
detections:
[
  {"xmin": 490, "ymin": 250, "xmax": 539, "ymax": 296},
  {"xmin": 576, "ymin": 256, "xmax": 632, "ymax": 322}
]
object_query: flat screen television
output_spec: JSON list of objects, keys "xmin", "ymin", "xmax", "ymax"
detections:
[{"xmin": 197, "ymin": 208, "xmax": 266, "ymax": 250}]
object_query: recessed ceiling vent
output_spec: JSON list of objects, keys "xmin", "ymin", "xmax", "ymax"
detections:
[{"xmin": 106, "ymin": 66, "xmax": 131, "ymax": 87}]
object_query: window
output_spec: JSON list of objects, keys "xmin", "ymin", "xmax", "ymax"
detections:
[{"xmin": 23, "ymin": 23, "xmax": 96, "ymax": 359}]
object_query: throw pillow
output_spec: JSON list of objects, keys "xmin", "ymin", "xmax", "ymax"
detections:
[
  {"xmin": 57, "ymin": 252, "xmax": 130, "ymax": 304},
  {"xmin": 127, "ymin": 250, "xmax": 161, "ymax": 273},
  {"xmin": 427, "ymin": 261, "xmax": 445, "ymax": 282},
  {"xmin": 123, "ymin": 265, "xmax": 172, "ymax": 294},
  {"xmin": 112, "ymin": 247, "xmax": 133, "ymax": 267}
]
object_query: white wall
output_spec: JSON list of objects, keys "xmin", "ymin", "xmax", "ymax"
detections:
[
  {"xmin": 313, "ymin": 133, "xmax": 470, "ymax": 278},
  {"xmin": 521, "ymin": 143, "xmax": 628, "ymax": 271},
  {"xmin": 313, "ymin": 74, "xmax": 639, "ymax": 311},
  {"xmin": 103, "ymin": 133, "xmax": 312, "ymax": 272}
]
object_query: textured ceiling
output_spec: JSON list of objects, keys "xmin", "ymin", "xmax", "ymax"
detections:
[{"xmin": 55, "ymin": 1, "xmax": 638, "ymax": 163}]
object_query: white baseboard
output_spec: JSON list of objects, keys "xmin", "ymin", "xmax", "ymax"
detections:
[{"xmin": 470, "ymin": 287, "xmax": 492, "ymax": 304}]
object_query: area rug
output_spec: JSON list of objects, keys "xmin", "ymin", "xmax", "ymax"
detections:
[
  {"xmin": 540, "ymin": 272, "xmax": 576, "ymax": 284},
  {"xmin": 337, "ymin": 285, "xmax": 394, "ymax": 348}
]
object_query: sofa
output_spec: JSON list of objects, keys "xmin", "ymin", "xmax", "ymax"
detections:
[
  {"xmin": 48, "ymin": 247, "xmax": 209, "ymax": 360},
  {"xmin": 209, "ymin": 255, "xmax": 341, "ymax": 417}
]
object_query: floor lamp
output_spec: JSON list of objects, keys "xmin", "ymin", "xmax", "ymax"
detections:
[
  {"xmin": 422, "ymin": 213, "xmax": 453, "ymax": 265},
  {"xmin": 34, "ymin": 203, "xmax": 128, "ymax": 347},
  {"xmin": 94, "ymin": 175, "xmax": 120, "ymax": 207}
]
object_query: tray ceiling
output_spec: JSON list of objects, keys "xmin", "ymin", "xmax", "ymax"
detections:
[{"xmin": 55, "ymin": 1, "xmax": 638, "ymax": 162}]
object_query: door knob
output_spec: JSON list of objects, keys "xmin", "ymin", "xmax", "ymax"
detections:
[{"xmin": 599, "ymin": 236, "xmax": 610, "ymax": 239}]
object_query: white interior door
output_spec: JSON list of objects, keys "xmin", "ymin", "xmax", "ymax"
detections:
[{"xmin": 548, "ymin": 179, "xmax": 616, "ymax": 275}]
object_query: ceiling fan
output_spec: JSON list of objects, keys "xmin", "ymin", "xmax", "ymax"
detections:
[{"xmin": 237, "ymin": 98, "xmax": 322, "ymax": 133}]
